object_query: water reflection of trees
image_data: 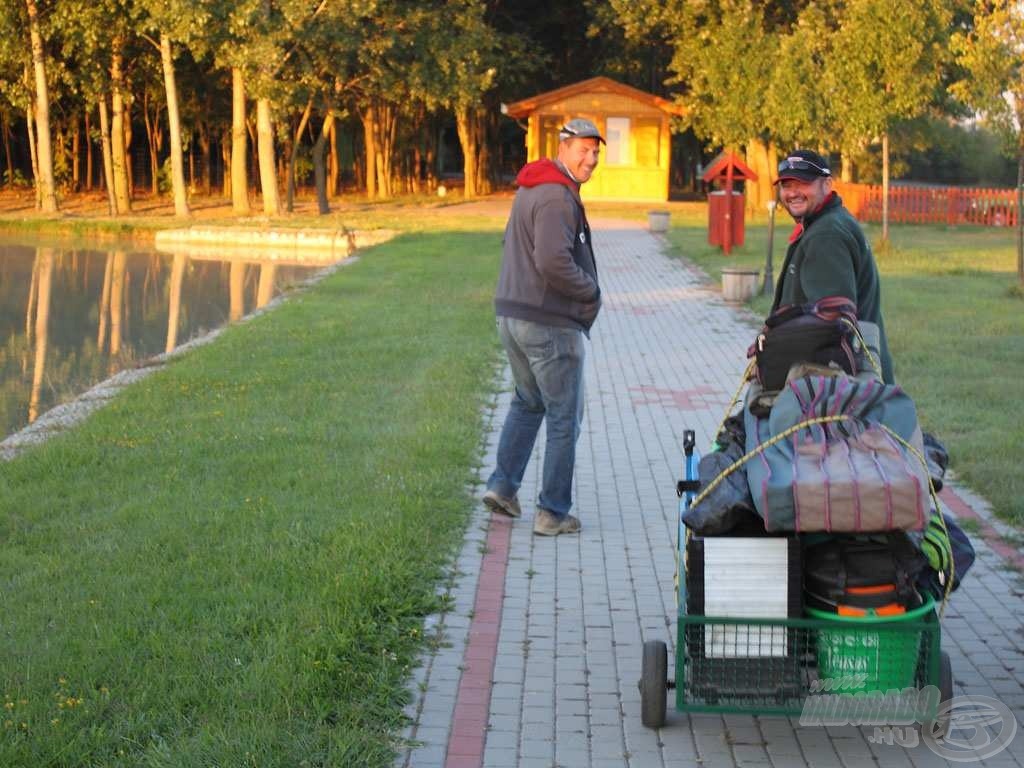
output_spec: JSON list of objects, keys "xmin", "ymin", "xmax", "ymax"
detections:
[{"xmin": 2, "ymin": 244, "xmax": 308, "ymax": 434}]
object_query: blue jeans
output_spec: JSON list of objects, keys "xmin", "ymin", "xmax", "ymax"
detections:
[{"xmin": 487, "ymin": 317, "xmax": 585, "ymax": 517}]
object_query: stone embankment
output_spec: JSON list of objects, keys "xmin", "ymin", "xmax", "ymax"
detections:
[{"xmin": 154, "ymin": 226, "xmax": 396, "ymax": 263}]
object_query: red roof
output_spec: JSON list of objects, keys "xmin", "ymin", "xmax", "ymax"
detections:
[
  {"xmin": 504, "ymin": 76, "xmax": 686, "ymax": 119},
  {"xmin": 701, "ymin": 152, "xmax": 758, "ymax": 182}
]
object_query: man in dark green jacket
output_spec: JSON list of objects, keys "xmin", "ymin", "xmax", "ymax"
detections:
[{"xmin": 772, "ymin": 149, "xmax": 895, "ymax": 383}]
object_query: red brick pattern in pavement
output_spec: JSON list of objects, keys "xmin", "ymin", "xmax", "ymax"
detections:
[
  {"xmin": 629, "ymin": 385, "xmax": 727, "ymax": 411},
  {"xmin": 941, "ymin": 486, "xmax": 1024, "ymax": 572},
  {"xmin": 444, "ymin": 513, "xmax": 512, "ymax": 768}
]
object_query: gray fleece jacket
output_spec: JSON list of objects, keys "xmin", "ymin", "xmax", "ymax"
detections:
[{"xmin": 494, "ymin": 158, "xmax": 601, "ymax": 333}]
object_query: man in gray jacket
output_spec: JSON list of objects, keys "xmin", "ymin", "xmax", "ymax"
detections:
[{"xmin": 482, "ymin": 118, "xmax": 603, "ymax": 536}]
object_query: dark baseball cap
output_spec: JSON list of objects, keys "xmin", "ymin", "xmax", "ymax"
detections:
[
  {"xmin": 558, "ymin": 118, "xmax": 606, "ymax": 144},
  {"xmin": 775, "ymin": 149, "xmax": 831, "ymax": 183}
]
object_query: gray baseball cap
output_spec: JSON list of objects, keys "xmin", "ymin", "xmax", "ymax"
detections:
[{"xmin": 558, "ymin": 118, "xmax": 605, "ymax": 144}]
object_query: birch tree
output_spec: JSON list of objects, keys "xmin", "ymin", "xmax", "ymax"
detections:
[
  {"xmin": 25, "ymin": 0, "xmax": 58, "ymax": 212},
  {"xmin": 137, "ymin": 0, "xmax": 210, "ymax": 218}
]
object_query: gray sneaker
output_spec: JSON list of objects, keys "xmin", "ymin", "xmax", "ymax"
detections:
[
  {"xmin": 533, "ymin": 508, "xmax": 581, "ymax": 536},
  {"xmin": 482, "ymin": 489, "xmax": 522, "ymax": 518}
]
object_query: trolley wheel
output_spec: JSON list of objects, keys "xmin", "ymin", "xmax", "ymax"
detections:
[
  {"xmin": 924, "ymin": 650, "xmax": 954, "ymax": 740},
  {"xmin": 639, "ymin": 640, "xmax": 668, "ymax": 728}
]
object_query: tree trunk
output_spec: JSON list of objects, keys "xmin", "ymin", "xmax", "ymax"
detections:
[
  {"xmin": 199, "ymin": 121, "xmax": 211, "ymax": 196},
  {"xmin": 841, "ymin": 153, "xmax": 854, "ymax": 183},
  {"xmin": 165, "ymin": 252, "xmax": 186, "ymax": 353},
  {"xmin": 362, "ymin": 101, "xmax": 395, "ymax": 199},
  {"xmin": 111, "ymin": 43, "xmax": 131, "ymax": 213},
  {"xmin": 256, "ymin": 98, "xmax": 280, "ymax": 215},
  {"xmin": 286, "ymin": 98, "xmax": 312, "ymax": 212},
  {"xmin": 124, "ymin": 97, "xmax": 134, "ymax": 199},
  {"xmin": 362, "ymin": 105, "xmax": 377, "ymax": 199},
  {"xmin": 25, "ymin": 254, "xmax": 38, "ymax": 340},
  {"xmin": 29, "ymin": 247, "xmax": 54, "ymax": 423},
  {"xmin": 160, "ymin": 34, "xmax": 190, "ymax": 217},
  {"xmin": 1017, "ymin": 149, "xmax": 1023, "ymax": 286},
  {"xmin": 25, "ymin": 105, "xmax": 40, "ymax": 209},
  {"xmin": 229, "ymin": 260, "xmax": 245, "ymax": 321},
  {"xmin": 221, "ymin": 128, "xmax": 231, "ymax": 197},
  {"xmin": 231, "ymin": 67, "xmax": 250, "ymax": 214},
  {"xmin": 743, "ymin": 138, "xmax": 776, "ymax": 212},
  {"xmin": 379, "ymin": 103, "xmax": 395, "ymax": 198},
  {"xmin": 256, "ymin": 263, "xmax": 276, "ymax": 308},
  {"xmin": 312, "ymin": 110, "xmax": 334, "ymax": 215},
  {"xmin": 84, "ymin": 109, "xmax": 93, "ymax": 191},
  {"xmin": 881, "ymin": 131, "xmax": 890, "ymax": 244},
  {"xmin": 97, "ymin": 253, "xmax": 112, "ymax": 349},
  {"xmin": 25, "ymin": 0, "xmax": 58, "ymax": 212},
  {"xmin": 411, "ymin": 144, "xmax": 422, "ymax": 194},
  {"xmin": 328, "ymin": 118, "xmax": 339, "ymax": 197},
  {"xmin": 456, "ymin": 106, "xmax": 478, "ymax": 199},
  {"xmin": 98, "ymin": 97, "xmax": 116, "ymax": 215},
  {"xmin": 109, "ymin": 251, "xmax": 126, "ymax": 359},
  {"xmin": 143, "ymin": 90, "xmax": 159, "ymax": 195},
  {"xmin": 1, "ymin": 110, "xmax": 13, "ymax": 187},
  {"xmin": 476, "ymin": 112, "xmax": 492, "ymax": 196},
  {"xmin": 71, "ymin": 116, "xmax": 80, "ymax": 190}
]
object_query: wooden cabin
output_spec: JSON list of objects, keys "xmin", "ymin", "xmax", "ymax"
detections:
[{"xmin": 503, "ymin": 77, "xmax": 685, "ymax": 202}]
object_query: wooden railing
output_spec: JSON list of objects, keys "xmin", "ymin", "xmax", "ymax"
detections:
[{"xmin": 833, "ymin": 181, "xmax": 1018, "ymax": 228}]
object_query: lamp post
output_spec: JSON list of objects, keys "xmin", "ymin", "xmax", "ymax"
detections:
[{"xmin": 763, "ymin": 199, "xmax": 777, "ymax": 296}]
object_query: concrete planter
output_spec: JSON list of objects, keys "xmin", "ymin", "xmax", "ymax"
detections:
[
  {"xmin": 647, "ymin": 210, "xmax": 671, "ymax": 233},
  {"xmin": 721, "ymin": 267, "xmax": 760, "ymax": 303}
]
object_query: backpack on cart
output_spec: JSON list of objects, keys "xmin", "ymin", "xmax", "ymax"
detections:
[{"xmin": 803, "ymin": 533, "xmax": 927, "ymax": 614}]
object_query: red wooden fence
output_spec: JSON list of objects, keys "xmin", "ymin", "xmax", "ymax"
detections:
[{"xmin": 833, "ymin": 181, "xmax": 1019, "ymax": 228}]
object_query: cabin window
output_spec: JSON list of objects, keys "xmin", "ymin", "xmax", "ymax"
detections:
[{"xmin": 605, "ymin": 117, "xmax": 630, "ymax": 166}]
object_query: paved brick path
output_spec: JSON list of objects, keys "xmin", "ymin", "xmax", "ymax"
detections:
[{"xmin": 395, "ymin": 218, "xmax": 1024, "ymax": 768}]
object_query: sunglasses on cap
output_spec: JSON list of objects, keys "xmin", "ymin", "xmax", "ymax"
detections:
[{"xmin": 777, "ymin": 156, "xmax": 831, "ymax": 176}]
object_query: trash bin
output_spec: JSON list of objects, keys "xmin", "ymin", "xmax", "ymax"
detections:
[{"xmin": 708, "ymin": 190, "xmax": 746, "ymax": 249}]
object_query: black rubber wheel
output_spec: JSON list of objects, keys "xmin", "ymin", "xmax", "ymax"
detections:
[
  {"xmin": 924, "ymin": 650, "xmax": 954, "ymax": 740},
  {"xmin": 640, "ymin": 640, "xmax": 668, "ymax": 728},
  {"xmin": 936, "ymin": 650, "xmax": 954, "ymax": 737}
]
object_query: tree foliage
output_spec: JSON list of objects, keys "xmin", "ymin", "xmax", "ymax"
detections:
[
  {"xmin": 951, "ymin": 0, "xmax": 1024, "ymax": 282},
  {"xmin": 0, "ymin": 0, "xmax": 1019, "ymax": 212}
]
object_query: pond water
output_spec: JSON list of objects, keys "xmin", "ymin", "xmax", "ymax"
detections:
[{"xmin": 0, "ymin": 235, "xmax": 325, "ymax": 440}]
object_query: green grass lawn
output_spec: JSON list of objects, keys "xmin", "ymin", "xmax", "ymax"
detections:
[
  {"xmin": 667, "ymin": 216, "xmax": 1024, "ymax": 525},
  {"xmin": 0, "ymin": 228, "xmax": 502, "ymax": 766}
]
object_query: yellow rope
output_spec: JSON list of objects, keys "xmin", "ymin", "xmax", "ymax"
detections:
[
  {"xmin": 842, "ymin": 318, "xmax": 884, "ymax": 381},
  {"xmin": 710, "ymin": 359, "xmax": 757, "ymax": 447},
  {"xmin": 689, "ymin": 414, "xmax": 854, "ymax": 511}
]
